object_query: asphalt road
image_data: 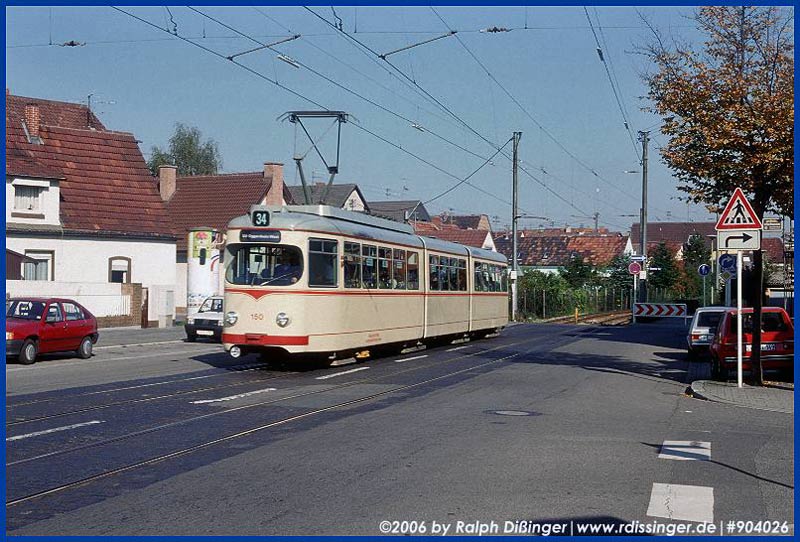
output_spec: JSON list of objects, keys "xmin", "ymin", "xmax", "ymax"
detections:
[{"xmin": 5, "ymin": 320, "xmax": 794, "ymax": 535}]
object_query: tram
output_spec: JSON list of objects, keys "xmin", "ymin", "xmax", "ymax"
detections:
[{"xmin": 222, "ymin": 205, "xmax": 508, "ymax": 360}]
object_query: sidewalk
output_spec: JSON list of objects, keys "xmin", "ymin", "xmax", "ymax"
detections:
[
  {"xmin": 690, "ymin": 380, "xmax": 794, "ymax": 414},
  {"xmin": 96, "ymin": 325, "xmax": 187, "ymax": 348}
]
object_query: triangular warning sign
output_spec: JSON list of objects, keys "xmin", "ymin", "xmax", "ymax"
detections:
[{"xmin": 715, "ymin": 187, "xmax": 762, "ymax": 230}]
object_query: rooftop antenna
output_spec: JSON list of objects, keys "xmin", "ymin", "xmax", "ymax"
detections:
[{"xmin": 279, "ymin": 110, "xmax": 348, "ymax": 205}]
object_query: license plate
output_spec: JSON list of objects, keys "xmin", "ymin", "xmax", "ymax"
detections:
[
  {"xmin": 197, "ymin": 330, "xmax": 214, "ymax": 336},
  {"xmin": 745, "ymin": 343, "xmax": 778, "ymax": 352}
]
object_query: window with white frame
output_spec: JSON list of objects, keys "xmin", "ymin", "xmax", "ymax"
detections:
[
  {"xmin": 23, "ymin": 250, "xmax": 54, "ymax": 281},
  {"xmin": 14, "ymin": 185, "xmax": 42, "ymax": 211}
]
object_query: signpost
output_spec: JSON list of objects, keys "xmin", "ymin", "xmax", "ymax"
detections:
[
  {"xmin": 629, "ymin": 262, "xmax": 642, "ymax": 323},
  {"xmin": 715, "ymin": 187, "xmax": 763, "ymax": 388},
  {"xmin": 698, "ymin": 264, "xmax": 710, "ymax": 306}
]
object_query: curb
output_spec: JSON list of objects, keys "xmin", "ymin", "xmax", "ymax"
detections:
[
  {"xmin": 94, "ymin": 339, "xmax": 186, "ymax": 350},
  {"xmin": 688, "ymin": 380, "xmax": 793, "ymax": 414}
]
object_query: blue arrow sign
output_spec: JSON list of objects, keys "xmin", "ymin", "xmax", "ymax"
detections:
[{"xmin": 718, "ymin": 254, "xmax": 736, "ymax": 271}]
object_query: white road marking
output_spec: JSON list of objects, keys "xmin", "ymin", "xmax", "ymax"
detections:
[
  {"xmin": 7, "ymin": 420, "xmax": 104, "ymax": 442},
  {"xmin": 658, "ymin": 440, "xmax": 711, "ymax": 461},
  {"xmin": 446, "ymin": 346, "xmax": 468, "ymax": 352},
  {"xmin": 190, "ymin": 388, "xmax": 277, "ymax": 404},
  {"xmin": 395, "ymin": 355, "xmax": 428, "ymax": 363},
  {"xmin": 315, "ymin": 367, "xmax": 370, "ymax": 380},
  {"xmin": 646, "ymin": 483, "xmax": 714, "ymax": 523}
]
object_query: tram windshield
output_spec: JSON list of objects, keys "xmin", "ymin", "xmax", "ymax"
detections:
[{"xmin": 226, "ymin": 244, "xmax": 303, "ymax": 286}]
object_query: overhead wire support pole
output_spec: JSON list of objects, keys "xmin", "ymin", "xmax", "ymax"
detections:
[
  {"xmin": 379, "ymin": 31, "xmax": 457, "ymax": 58},
  {"xmin": 511, "ymin": 132, "xmax": 522, "ymax": 322},
  {"xmin": 638, "ymin": 130, "xmax": 650, "ymax": 303}
]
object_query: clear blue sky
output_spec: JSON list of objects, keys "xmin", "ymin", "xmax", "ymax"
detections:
[{"xmin": 6, "ymin": 5, "xmax": 720, "ymax": 232}]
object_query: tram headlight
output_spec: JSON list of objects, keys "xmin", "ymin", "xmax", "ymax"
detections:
[
  {"xmin": 225, "ymin": 311, "xmax": 239, "ymax": 325},
  {"xmin": 276, "ymin": 312, "xmax": 291, "ymax": 328}
]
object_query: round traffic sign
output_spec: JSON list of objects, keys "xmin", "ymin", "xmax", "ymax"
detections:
[
  {"xmin": 628, "ymin": 262, "xmax": 642, "ymax": 275},
  {"xmin": 718, "ymin": 254, "xmax": 736, "ymax": 271},
  {"xmin": 698, "ymin": 264, "xmax": 711, "ymax": 276}
]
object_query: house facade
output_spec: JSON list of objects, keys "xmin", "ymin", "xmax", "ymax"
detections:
[
  {"xmin": 287, "ymin": 182, "xmax": 369, "ymax": 212},
  {"xmin": 6, "ymin": 92, "xmax": 177, "ymax": 327}
]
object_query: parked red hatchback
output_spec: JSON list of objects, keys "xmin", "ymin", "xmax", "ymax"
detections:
[
  {"xmin": 709, "ymin": 307, "xmax": 794, "ymax": 380},
  {"xmin": 6, "ymin": 298, "xmax": 99, "ymax": 365}
]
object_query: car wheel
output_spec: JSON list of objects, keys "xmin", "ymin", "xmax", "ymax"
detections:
[
  {"xmin": 687, "ymin": 348, "xmax": 697, "ymax": 361},
  {"xmin": 18, "ymin": 339, "xmax": 37, "ymax": 365},
  {"xmin": 186, "ymin": 332, "xmax": 197, "ymax": 343},
  {"xmin": 77, "ymin": 336, "xmax": 93, "ymax": 359}
]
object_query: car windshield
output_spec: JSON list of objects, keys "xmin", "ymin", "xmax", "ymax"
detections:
[
  {"xmin": 697, "ymin": 312, "xmax": 723, "ymax": 328},
  {"xmin": 199, "ymin": 298, "xmax": 223, "ymax": 313},
  {"xmin": 6, "ymin": 300, "xmax": 46, "ymax": 321},
  {"xmin": 226, "ymin": 244, "xmax": 303, "ymax": 286}
]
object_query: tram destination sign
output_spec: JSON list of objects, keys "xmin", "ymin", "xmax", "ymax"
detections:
[{"xmin": 240, "ymin": 230, "xmax": 281, "ymax": 243}]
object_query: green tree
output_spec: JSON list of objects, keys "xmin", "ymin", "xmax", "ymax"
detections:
[
  {"xmin": 559, "ymin": 256, "xmax": 596, "ymax": 288},
  {"xmin": 681, "ymin": 234, "xmax": 712, "ymax": 297},
  {"xmin": 602, "ymin": 254, "xmax": 634, "ymax": 290},
  {"xmin": 148, "ymin": 123, "xmax": 222, "ymax": 176},
  {"xmin": 648, "ymin": 242, "xmax": 680, "ymax": 291},
  {"xmin": 642, "ymin": 6, "xmax": 793, "ymax": 384}
]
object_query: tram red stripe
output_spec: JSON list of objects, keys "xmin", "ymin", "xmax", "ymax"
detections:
[
  {"xmin": 222, "ymin": 333, "xmax": 309, "ymax": 346},
  {"xmin": 226, "ymin": 288, "xmax": 508, "ymax": 299}
]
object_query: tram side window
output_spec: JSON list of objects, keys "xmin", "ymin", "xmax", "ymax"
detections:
[
  {"xmin": 500, "ymin": 267, "xmax": 508, "ymax": 291},
  {"xmin": 456, "ymin": 258, "xmax": 467, "ymax": 291},
  {"xmin": 378, "ymin": 247, "xmax": 392, "ymax": 289},
  {"xmin": 407, "ymin": 252, "xmax": 419, "ymax": 290},
  {"xmin": 308, "ymin": 238, "xmax": 338, "ymax": 288},
  {"xmin": 362, "ymin": 245, "xmax": 377, "ymax": 289},
  {"xmin": 393, "ymin": 249, "xmax": 406, "ymax": 289},
  {"xmin": 429, "ymin": 255, "xmax": 440, "ymax": 290},
  {"xmin": 474, "ymin": 262, "xmax": 486, "ymax": 292},
  {"xmin": 344, "ymin": 242, "xmax": 362, "ymax": 288},
  {"xmin": 448, "ymin": 261, "xmax": 458, "ymax": 291},
  {"xmin": 438, "ymin": 257, "xmax": 450, "ymax": 291}
]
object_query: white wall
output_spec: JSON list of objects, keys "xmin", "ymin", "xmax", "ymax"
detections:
[
  {"xmin": 6, "ymin": 280, "xmax": 129, "ymax": 317},
  {"xmin": 343, "ymin": 190, "xmax": 366, "ymax": 212},
  {"xmin": 6, "ymin": 176, "xmax": 61, "ymax": 226}
]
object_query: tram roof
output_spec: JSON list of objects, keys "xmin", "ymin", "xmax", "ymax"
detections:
[{"xmin": 229, "ymin": 205, "xmax": 506, "ymax": 264}]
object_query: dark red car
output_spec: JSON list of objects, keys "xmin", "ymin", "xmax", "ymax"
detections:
[
  {"xmin": 709, "ymin": 307, "xmax": 794, "ymax": 380},
  {"xmin": 6, "ymin": 298, "xmax": 99, "ymax": 365}
]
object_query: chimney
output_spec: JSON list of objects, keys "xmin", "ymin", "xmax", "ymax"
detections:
[
  {"xmin": 158, "ymin": 165, "xmax": 177, "ymax": 202},
  {"xmin": 24, "ymin": 104, "xmax": 41, "ymax": 139},
  {"xmin": 263, "ymin": 162, "xmax": 284, "ymax": 206}
]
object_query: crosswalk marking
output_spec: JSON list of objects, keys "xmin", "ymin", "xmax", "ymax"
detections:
[
  {"xmin": 7, "ymin": 420, "xmax": 105, "ymax": 442},
  {"xmin": 395, "ymin": 355, "xmax": 428, "ymax": 363},
  {"xmin": 646, "ymin": 483, "xmax": 714, "ymax": 523},
  {"xmin": 658, "ymin": 440, "xmax": 711, "ymax": 461}
]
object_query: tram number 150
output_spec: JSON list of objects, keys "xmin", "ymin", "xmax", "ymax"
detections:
[{"xmin": 250, "ymin": 313, "xmax": 265, "ymax": 321}]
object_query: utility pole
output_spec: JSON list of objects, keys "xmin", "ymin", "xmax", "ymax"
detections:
[
  {"xmin": 511, "ymin": 131, "xmax": 522, "ymax": 321},
  {"xmin": 638, "ymin": 130, "xmax": 650, "ymax": 303}
]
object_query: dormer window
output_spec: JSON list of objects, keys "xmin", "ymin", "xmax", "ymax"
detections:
[{"xmin": 14, "ymin": 185, "xmax": 42, "ymax": 211}]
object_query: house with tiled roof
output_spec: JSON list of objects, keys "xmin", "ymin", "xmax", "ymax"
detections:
[
  {"xmin": 368, "ymin": 200, "xmax": 431, "ymax": 223},
  {"xmin": 434, "ymin": 214, "xmax": 492, "ymax": 231},
  {"xmin": 159, "ymin": 162, "xmax": 290, "ymax": 317},
  {"xmin": 494, "ymin": 230, "xmax": 629, "ymax": 273},
  {"xmin": 629, "ymin": 222, "xmax": 717, "ymax": 257},
  {"xmin": 6, "ymin": 92, "xmax": 177, "ymax": 326},
  {"xmin": 286, "ymin": 182, "xmax": 369, "ymax": 212}
]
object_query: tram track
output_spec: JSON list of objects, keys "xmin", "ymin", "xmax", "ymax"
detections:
[{"xmin": 6, "ymin": 328, "xmax": 572, "ymax": 507}]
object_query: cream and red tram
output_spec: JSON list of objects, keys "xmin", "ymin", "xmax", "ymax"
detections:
[{"xmin": 222, "ymin": 205, "xmax": 508, "ymax": 359}]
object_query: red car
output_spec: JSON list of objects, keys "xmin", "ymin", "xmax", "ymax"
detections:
[
  {"xmin": 709, "ymin": 307, "xmax": 794, "ymax": 380},
  {"xmin": 6, "ymin": 298, "xmax": 99, "ymax": 365}
]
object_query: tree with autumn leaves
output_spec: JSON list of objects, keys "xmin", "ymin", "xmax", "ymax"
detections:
[{"xmin": 642, "ymin": 6, "xmax": 792, "ymax": 385}]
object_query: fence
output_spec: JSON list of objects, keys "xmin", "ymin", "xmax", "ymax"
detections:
[{"xmin": 518, "ymin": 284, "xmax": 695, "ymax": 321}]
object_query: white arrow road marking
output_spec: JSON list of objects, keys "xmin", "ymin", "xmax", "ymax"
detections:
[
  {"xmin": 647, "ymin": 483, "xmax": 714, "ymax": 523},
  {"xmin": 191, "ymin": 388, "xmax": 277, "ymax": 404},
  {"xmin": 658, "ymin": 440, "xmax": 711, "ymax": 461},
  {"xmin": 7, "ymin": 420, "xmax": 105, "ymax": 442},
  {"xmin": 395, "ymin": 355, "xmax": 428, "ymax": 363},
  {"xmin": 446, "ymin": 346, "xmax": 468, "ymax": 352},
  {"xmin": 315, "ymin": 367, "xmax": 370, "ymax": 380}
]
